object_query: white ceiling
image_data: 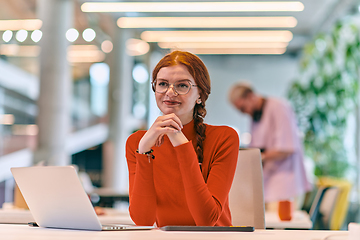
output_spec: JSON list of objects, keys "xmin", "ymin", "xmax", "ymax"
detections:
[
  {"xmin": 286, "ymin": 0, "xmax": 358, "ymax": 51},
  {"xmin": 0, "ymin": 0, "xmax": 359, "ymax": 54},
  {"xmin": 76, "ymin": 0, "xmax": 359, "ymax": 52}
]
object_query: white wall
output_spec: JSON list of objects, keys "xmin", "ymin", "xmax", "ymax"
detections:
[{"xmin": 200, "ymin": 54, "xmax": 300, "ymax": 144}]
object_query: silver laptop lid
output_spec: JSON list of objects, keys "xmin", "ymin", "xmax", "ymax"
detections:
[{"xmin": 11, "ymin": 166, "xmax": 102, "ymax": 231}]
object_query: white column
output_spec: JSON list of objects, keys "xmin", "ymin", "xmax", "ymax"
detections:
[
  {"xmin": 34, "ymin": 0, "xmax": 73, "ymax": 166},
  {"xmin": 103, "ymin": 28, "xmax": 133, "ymax": 193}
]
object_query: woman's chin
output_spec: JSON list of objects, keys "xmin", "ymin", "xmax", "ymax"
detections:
[
  {"xmin": 161, "ymin": 109, "xmax": 177, "ymax": 115},
  {"xmin": 158, "ymin": 104, "xmax": 177, "ymax": 113}
]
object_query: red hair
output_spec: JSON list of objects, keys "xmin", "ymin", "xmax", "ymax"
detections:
[
  {"xmin": 152, "ymin": 51, "xmax": 211, "ymax": 170},
  {"xmin": 152, "ymin": 51, "xmax": 211, "ymax": 104}
]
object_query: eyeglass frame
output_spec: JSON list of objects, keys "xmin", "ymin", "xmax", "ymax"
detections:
[{"xmin": 151, "ymin": 79, "xmax": 198, "ymax": 95}]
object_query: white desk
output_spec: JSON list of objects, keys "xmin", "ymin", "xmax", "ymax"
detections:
[
  {"xmin": 0, "ymin": 208, "xmax": 134, "ymax": 225},
  {"xmin": 265, "ymin": 210, "xmax": 313, "ymax": 229},
  {"xmin": 0, "ymin": 208, "xmax": 34, "ymax": 224},
  {"xmin": 97, "ymin": 208, "xmax": 134, "ymax": 225},
  {"xmin": 0, "ymin": 224, "xmax": 348, "ymax": 240}
]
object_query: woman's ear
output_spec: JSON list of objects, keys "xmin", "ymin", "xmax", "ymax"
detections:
[{"xmin": 196, "ymin": 98, "xmax": 202, "ymax": 104}]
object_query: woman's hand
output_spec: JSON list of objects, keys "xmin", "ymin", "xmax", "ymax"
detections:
[{"xmin": 138, "ymin": 113, "xmax": 185, "ymax": 153}]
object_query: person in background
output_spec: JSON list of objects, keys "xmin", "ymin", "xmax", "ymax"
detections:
[
  {"xmin": 228, "ymin": 82, "xmax": 311, "ymax": 210},
  {"xmin": 126, "ymin": 51, "xmax": 239, "ymax": 227}
]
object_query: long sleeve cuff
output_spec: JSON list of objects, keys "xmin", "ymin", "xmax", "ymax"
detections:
[{"xmin": 132, "ymin": 153, "xmax": 156, "ymax": 196}]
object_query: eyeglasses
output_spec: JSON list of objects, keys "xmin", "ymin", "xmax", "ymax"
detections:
[{"xmin": 153, "ymin": 79, "xmax": 197, "ymax": 95}]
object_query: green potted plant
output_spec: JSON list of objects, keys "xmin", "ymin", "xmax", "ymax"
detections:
[{"xmin": 288, "ymin": 18, "xmax": 360, "ymax": 178}]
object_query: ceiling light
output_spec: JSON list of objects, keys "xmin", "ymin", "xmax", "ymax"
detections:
[
  {"xmin": 2, "ymin": 30, "xmax": 13, "ymax": 42},
  {"xmin": 31, "ymin": 30, "xmax": 42, "ymax": 43},
  {"xmin": 158, "ymin": 42, "xmax": 289, "ymax": 49},
  {"xmin": 101, "ymin": 40, "xmax": 113, "ymax": 53},
  {"xmin": 82, "ymin": 28, "xmax": 96, "ymax": 42},
  {"xmin": 0, "ymin": 19, "xmax": 42, "ymax": 31},
  {"xmin": 16, "ymin": 30, "xmax": 28, "ymax": 42},
  {"xmin": 82, "ymin": 2, "xmax": 304, "ymax": 13},
  {"xmin": 67, "ymin": 45, "xmax": 105, "ymax": 63},
  {"xmin": 186, "ymin": 48, "xmax": 287, "ymax": 55},
  {"xmin": 126, "ymin": 38, "xmax": 150, "ymax": 56},
  {"xmin": 66, "ymin": 28, "xmax": 79, "ymax": 42},
  {"xmin": 68, "ymin": 45, "xmax": 99, "ymax": 51},
  {"xmin": 68, "ymin": 55, "xmax": 105, "ymax": 63},
  {"xmin": 117, "ymin": 16, "xmax": 297, "ymax": 29},
  {"xmin": 0, "ymin": 44, "xmax": 40, "ymax": 57},
  {"xmin": 0, "ymin": 114, "xmax": 15, "ymax": 125},
  {"xmin": 141, "ymin": 31, "xmax": 293, "ymax": 43},
  {"xmin": 12, "ymin": 124, "xmax": 38, "ymax": 136}
]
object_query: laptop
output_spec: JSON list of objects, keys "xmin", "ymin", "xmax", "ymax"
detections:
[{"xmin": 11, "ymin": 166, "xmax": 154, "ymax": 231}]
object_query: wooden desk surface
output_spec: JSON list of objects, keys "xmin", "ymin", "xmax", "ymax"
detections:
[{"xmin": 0, "ymin": 224, "xmax": 348, "ymax": 240}]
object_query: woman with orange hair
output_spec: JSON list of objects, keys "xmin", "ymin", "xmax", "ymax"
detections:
[{"xmin": 126, "ymin": 51, "xmax": 239, "ymax": 227}]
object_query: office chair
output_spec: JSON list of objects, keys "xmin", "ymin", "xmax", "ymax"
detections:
[
  {"xmin": 317, "ymin": 177, "xmax": 352, "ymax": 230},
  {"xmin": 309, "ymin": 186, "xmax": 339, "ymax": 230},
  {"xmin": 309, "ymin": 186, "xmax": 329, "ymax": 226},
  {"xmin": 318, "ymin": 187, "xmax": 339, "ymax": 229},
  {"xmin": 229, "ymin": 148, "xmax": 265, "ymax": 229}
]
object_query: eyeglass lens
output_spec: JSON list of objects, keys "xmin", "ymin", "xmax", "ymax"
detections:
[{"xmin": 155, "ymin": 80, "xmax": 192, "ymax": 95}]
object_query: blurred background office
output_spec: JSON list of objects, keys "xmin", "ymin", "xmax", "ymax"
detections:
[{"xmin": 0, "ymin": 0, "xmax": 360, "ymax": 230}]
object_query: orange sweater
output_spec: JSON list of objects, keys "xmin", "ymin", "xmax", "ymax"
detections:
[{"xmin": 125, "ymin": 120, "xmax": 239, "ymax": 227}]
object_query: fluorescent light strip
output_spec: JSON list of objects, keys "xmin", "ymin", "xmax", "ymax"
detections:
[
  {"xmin": 187, "ymin": 48, "xmax": 287, "ymax": 55},
  {"xmin": 0, "ymin": 19, "xmax": 42, "ymax": 31},
  {"xmin": 0, "ymin": 114, "xmax": 15, "ymax": 125},
  {"xmin": 68, "ymin": 45, "xmax": 99, "ymax": 51},
  {"xmin": 117, "ymin": 16, "xmax": 297, "ymax": 29},
  {"xmin": 67, "ymin": 45, "xmax": 105, "ymax": 63},
  {"xmin": 0, "ymin": 44, "xmax": 106, "ymax": 62},
  {"xmin": 0, "ymin": 44, "xmax": 40, "ymax": 57},
  {"xmin": 68, "ymin": 56, "xmax": 105, "ymax": 63},
  {"xmin": 141, "ymin": 31, "xmax": 293, "ymax": 43},
  {"xmin": 12, "ymin": 124, "xmax": 38, "ymax": 136},
  {"xmin": 68, "ymin": 50, "xmax": 104, "ymax": 58},
  {"xmin": 82, "ymin": 2, "xmax": 304, "ymax": 13},
  {"xmin": 158, "ymin": 42, "xmax": 289, "ymax": 49}
]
